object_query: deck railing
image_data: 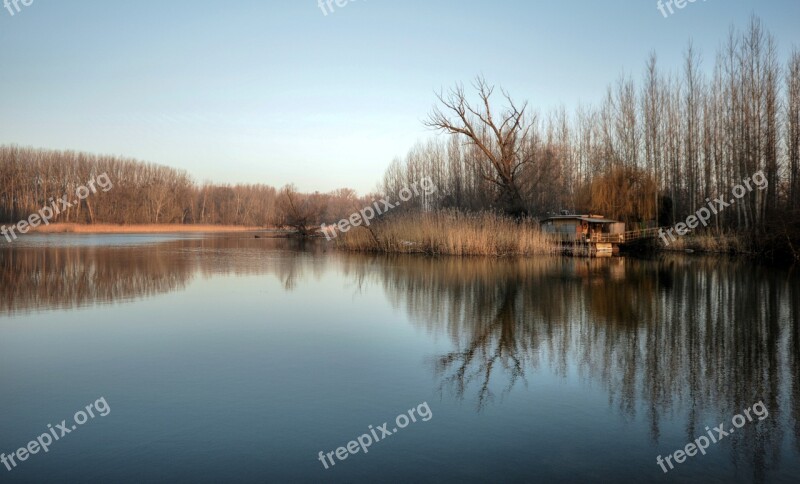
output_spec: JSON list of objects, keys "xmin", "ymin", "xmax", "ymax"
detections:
[
  {"xmin": 547, "ymin": 227, "xmax": 665, "ymax": 244},
  {"xmin": 589, "ymin": 227, "xmax": 663, "ymax": 244}
]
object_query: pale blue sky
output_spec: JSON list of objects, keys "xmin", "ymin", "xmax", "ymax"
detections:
[{"xmin": 1, "ymin": 0, "xmax": 798, "ymax": 193}]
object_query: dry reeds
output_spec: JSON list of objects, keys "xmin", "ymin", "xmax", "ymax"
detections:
[
  {"xmin": 335, "ymin": 210, "xmax": 559, "ymax": 256},
  {"xmin": 664, "ymin": 231, "xmax": 748, "ymax": 254}
]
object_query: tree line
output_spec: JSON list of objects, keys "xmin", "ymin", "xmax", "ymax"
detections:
[
  {"xmin": 0, "ymin": 145, "xmax": 376, "ymax": 228},
  {"xmin": 0, "ymin": 145, "xmax": 271, "ymax": 225},
  {"xmin": 383, "ymin": 16, "xmax": 800, "ymax": 235}
]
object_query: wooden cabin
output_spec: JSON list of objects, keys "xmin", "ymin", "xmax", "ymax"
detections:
[{"xmin": 541, "ymin": 215, "xmax": 626, "ymax": 255}]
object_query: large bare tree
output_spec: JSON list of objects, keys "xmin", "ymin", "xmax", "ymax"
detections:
[{"xmin": 425, "ymin": 77, "xmax": 534, "ymax": 216}]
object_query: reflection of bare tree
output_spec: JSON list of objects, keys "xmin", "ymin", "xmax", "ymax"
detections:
[
  {"xmin": 378, "ymin": 257, "xmax": 573, "ymax": 408},
  {"xmin": 435, "ymin": 282, "xmax": 526, "ymax": 409},
  {"xmin": 378, "ymin": 253, "xmax": 800, "ymax": 480},
  {"xmin": 378, "ymin": 257, "xmax": 648, "ymax": 408}
]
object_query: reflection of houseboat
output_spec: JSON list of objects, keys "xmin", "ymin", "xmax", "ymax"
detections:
[
  {"xmin": 571, "ymin": 257, "xmax": 627, "ymax": 279},
  {"xmin": 541, "ymin": 215, "xmax": 626, "ymax": 256}
]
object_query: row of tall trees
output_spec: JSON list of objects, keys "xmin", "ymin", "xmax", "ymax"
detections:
[
  {"xmin": 0, "ymin": 145, "xmax": 367, "ymax": 228},
  {"xmin": 384, "ymin": 17, "xmax": 800, "ymax": 233}
]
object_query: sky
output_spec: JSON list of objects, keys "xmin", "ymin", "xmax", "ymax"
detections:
[{"xmin": 1, "ymin": 0, "xmax": 799, "ymax": 194}]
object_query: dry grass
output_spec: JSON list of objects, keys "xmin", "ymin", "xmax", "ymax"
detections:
[
  {"xmin": 31, "ymin": 223, "xmax": 264, "ymax": 234},
  {"xmin": 664, "ymin": 231, "xmax": 748, "ymax": 254},
  {"xmin": 336, "ymin": 210, "xmax": 559, "ymax": 256}
]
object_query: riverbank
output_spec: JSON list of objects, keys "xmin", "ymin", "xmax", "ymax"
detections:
[
  {"xmin": 29, "ymin": 223, "xmax": 266, "ymax": 234},
  {"xmin": 658, "ymin": 233, "xmax": 748, "ymax": 254},
  {"xmin": 334, "ymin": 210, "xmax": 800, "ymax": 262},
  {"xmin": 663, "ymin": 230, "xmax": 800, "ymax": 261}
]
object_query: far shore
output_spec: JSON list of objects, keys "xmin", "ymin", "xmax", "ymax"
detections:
[
  {"xmin": 11, "ymin": 220, "xmax": 795, "ymax": 261},
  {"xmin": 27, "ymin": 223, "xmax": 281, "ymax": 235}
]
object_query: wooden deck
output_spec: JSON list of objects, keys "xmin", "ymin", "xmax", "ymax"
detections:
[{"xmin": 590, "ymin": 227, "xmax": 663, "ymax": 244}]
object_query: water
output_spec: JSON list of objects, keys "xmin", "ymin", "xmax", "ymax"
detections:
[{"xmin": 1, "ymin": 234, "xmax": 798, "ymax": 483}]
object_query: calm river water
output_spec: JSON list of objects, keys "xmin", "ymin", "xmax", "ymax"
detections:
[{"xmin": 1, "ymin": 234, "xmax": 798, "ymax": 483}]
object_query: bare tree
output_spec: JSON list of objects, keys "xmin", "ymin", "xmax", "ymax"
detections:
[
  {"xmin": 425, "ymin": 77, "xmax": 534, "ymax": 216},
  {"xmin": 789, "ymin": 49, "xmax": 800, "ymax": 210},
  {"xmin": 275, "ymin": 185, "xmax": 327, "ymax": 237}
]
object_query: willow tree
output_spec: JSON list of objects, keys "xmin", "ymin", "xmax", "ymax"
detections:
[{"xmin": 576, "ymin": 165, "xmax": 658, "ymax": 224}]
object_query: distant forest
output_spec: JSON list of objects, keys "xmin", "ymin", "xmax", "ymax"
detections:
[
  {"xmin": 1, "ymin": 17, "xmax": 798, "ymax": 237},
  {"xmin": 0, "ymin": 145, "xmax": 375, "ymax": 228}
]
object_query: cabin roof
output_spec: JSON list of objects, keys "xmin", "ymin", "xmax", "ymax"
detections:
[{"xmin": 541, "ymin": 215, "xmax": 620, "ymax": 224}]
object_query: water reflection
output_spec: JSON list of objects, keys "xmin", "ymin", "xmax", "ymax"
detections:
[
  {"xmin": 1, "ymin": 237, "xmax": 798, "ymax": 480},
  {"xmin": 376, "ymin": 254, "xmax": 799, "ymax": 481},
  {"xmin": 0, "ymin": 236, "xmax": 328, "ymax": 314}
]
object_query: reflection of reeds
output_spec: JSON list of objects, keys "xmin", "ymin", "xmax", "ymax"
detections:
[{"xmin": 336, "ymin": 210, "xmax": 558, "ymax": 256}]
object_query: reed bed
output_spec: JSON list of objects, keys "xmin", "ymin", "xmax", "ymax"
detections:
[
  {"xmin": 336, "ymin": 210, "xmax": 559, "ymax": 256},
  {"xmin": 663, "ymin": 232, "xmax": 748, "ymax": 254}
]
